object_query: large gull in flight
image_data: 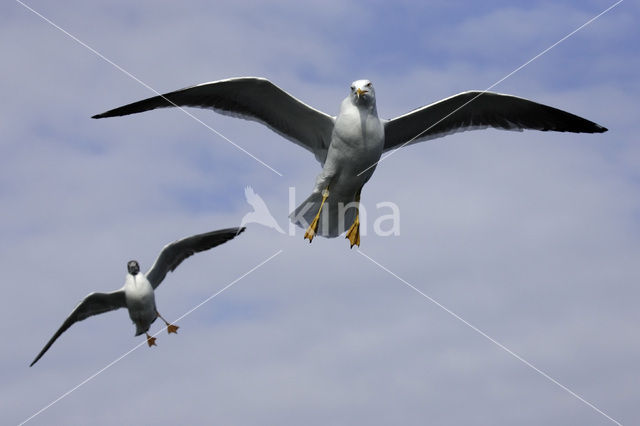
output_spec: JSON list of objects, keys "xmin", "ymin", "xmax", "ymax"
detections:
[
  {"xmin": 30, "ymin": 227, "xmax": 245, "ymax": 366},
  {"xmin": 93, "ymin": 78, "xmax": 607, "ymax": 247}
]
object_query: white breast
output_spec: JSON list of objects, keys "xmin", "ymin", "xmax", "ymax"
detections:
[
  {"xmin": 329, "ymin": 100, "xmax": 384, "ymax": 177},
  {"xmin": 123, "ymin": 273, "xmax": 157, "ymax": 330},
  {"xmin": 124, "ymin": 273, "xmax": 154, "ymax": 301},
  {"xmin": 334, "ymin": 101, "xmax": 383, "ymax": 147}
]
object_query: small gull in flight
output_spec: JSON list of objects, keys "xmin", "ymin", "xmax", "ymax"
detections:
[
  {"xmin": 30, "ymin": 227, "xmax": 245, "ymax": 366},
  {"xmin": 93, "ymin": 78, "xmax": 607, "ymax": 247}
]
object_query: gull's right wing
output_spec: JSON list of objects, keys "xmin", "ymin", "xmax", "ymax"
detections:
[{"xmin": 93, "ymin": 77, "xmax": 335, "ymax": 164}]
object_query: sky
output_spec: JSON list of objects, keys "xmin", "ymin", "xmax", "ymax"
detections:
[{"xmin": 2, "ymin": 0, "xmax": 639, "ymax": 424}]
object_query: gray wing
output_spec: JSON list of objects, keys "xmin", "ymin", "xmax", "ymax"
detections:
[
  {"xmin": 30, "ymin": 291, "xmax": 126, "ymax": 366},
  {"xmin": 383, "ymin": 91, "xmax": 607, "ymax": 152},
  {"xmin": 145, "ymin": 227, "xmax": 245, "ymax": 289},
  {"xmin": 92, "ymin": 77, "xmax": 335, "ymax": 164}
]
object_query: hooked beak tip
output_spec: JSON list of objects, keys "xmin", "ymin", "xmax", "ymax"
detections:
[{"xmin": 356, "ymin": 88, "xmax": 367, "ymax": 97}]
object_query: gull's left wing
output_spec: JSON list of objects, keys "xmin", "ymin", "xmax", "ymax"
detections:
[
  {"xmin": 145, "ymin": 227, "xmax": 245, "ymax": 289},
  {"xmin": 383, "ymin": 91, "xmax": 607, "ymax": 152}
]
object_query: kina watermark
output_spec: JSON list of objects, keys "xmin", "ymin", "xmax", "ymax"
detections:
[{"xmin": 239, "ymin": 186, "xmax": 400, "ymax": 238}]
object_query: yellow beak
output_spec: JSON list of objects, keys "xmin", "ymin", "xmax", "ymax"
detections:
[{"xmin": 356, "ymin": 88, "xmax": 367, "ymax": 96}]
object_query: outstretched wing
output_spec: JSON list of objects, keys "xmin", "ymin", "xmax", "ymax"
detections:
[
  {"xmin": 30, "ymin": 291, "xmax": 126, "ymax": 366},
  {"xmin": 145, "ymin": 227, "xmax": 245, "ymax": 289},
  {"xmin": 93, "ymin": 77, "xmax": 335, "ymax": 164},
  {"xmin": 383, "ymin": 91, "xmax": 607, "ymax": 152}
]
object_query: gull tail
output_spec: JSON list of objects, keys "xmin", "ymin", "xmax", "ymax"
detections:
[{"xmin": 289, "ymin": 192, "xmax": 357, "ymax": 238}]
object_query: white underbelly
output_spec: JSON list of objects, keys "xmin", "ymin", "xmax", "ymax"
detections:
[
  {"xmin": 323, "ymin": 135, "xmax": 382, "ymax": 192},
  {"xmin": 325, "ymin": 116, "xmax": 383, "ymax": 185},
  {"xmin": 127, "ymin": 293, "xmax": 156, "ymax": 320},
  {"xmin": 124, "ymin": 275, "xmax": 157, "ymax": 333}
]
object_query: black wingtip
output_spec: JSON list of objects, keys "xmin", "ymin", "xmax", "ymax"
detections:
[
  {"xmin": 576, "ymin": 122, "xmax": 607, "ymax": 134},
  {"xmin": 92, "ymin": 110, "xmax": 117, "ymax": 119},
  {"xmin": 92, "ymin": 111, "xmax": 114, "ymax": 119}
]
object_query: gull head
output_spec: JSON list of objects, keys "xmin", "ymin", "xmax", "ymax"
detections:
[
  {"xmin": 350, "ymin": 79, "xmax": 376, "ymax": 106},
  {"xmin": 127, "ymin": 260, "xmax": 140, "ymax": 275}
]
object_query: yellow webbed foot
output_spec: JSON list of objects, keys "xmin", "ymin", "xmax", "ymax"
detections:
[
  {"xmin": 304, "ymin": 216, "xmax": 319, "ymax": 243},
  {"xmin": 345, "ymin": 217, "xmax": 360, "ymax": 248},
  {"xmin": 304, "ymin": 189, "xmax": 330, "ymax": 244}
]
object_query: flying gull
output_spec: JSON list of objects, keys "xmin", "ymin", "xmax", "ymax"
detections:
[
  {"xmin": 93, "ymin": 77, "xmax": 607, "ymax": 247},
  {"xmin": 30, "ymin": 227, "xmax": 245, "ymax": 366}
]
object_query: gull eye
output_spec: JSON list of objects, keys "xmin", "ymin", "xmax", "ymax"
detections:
[
  {"xmin": 350, "ymin": 85, "xmax": 355, "ymax": 91},
  {"xmin": 366, "ymin": 82, "xmax": 372, "ymax": 87}
]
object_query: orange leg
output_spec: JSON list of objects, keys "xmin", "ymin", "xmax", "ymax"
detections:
[{"xmin": 156, "ymin": 311, "xmax": 179, "ymax": 334}]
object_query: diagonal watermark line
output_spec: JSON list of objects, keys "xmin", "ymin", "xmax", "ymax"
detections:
[
  {"xmin": 15, "ymin": 0, "xmax": 283, "ymax": 177},
  {"xmin": 358, "ymin": 0, "xmax": 623, "ymax": 177},
  {"xmin": 20, "ymin": 249, "xmax": 283, "ymax": 426},
  {"xmin": 356, "ymin": 249, "xmax": 622, "ymax": 426}
]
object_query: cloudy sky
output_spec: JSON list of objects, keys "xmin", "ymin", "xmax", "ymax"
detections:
[{"xmin": 2, "ymin": 0, "xmax": 639, "ymax": 424}]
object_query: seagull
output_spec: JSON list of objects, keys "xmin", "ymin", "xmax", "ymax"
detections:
[
  {"xmin": 240, "ymin": 186, "xmax": 285, "ymax": 234},
  {"xmin": 93, "ymin": 77, "xmax": 607, "ymax": 247},
  {"xmin": 30, "ymin": 227, "xmax": 245, "ymax": 367}
]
